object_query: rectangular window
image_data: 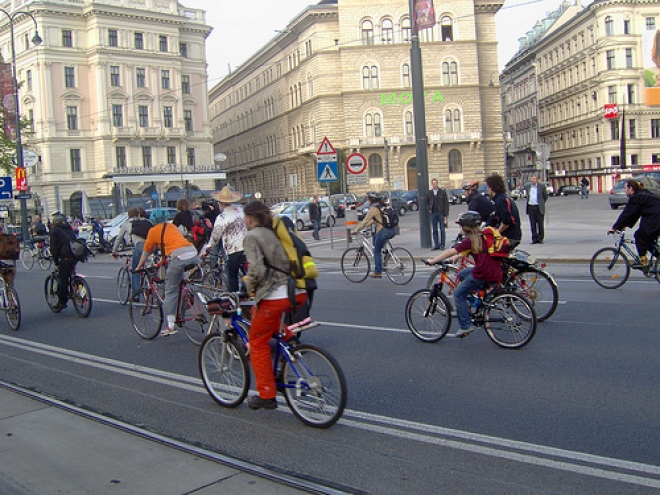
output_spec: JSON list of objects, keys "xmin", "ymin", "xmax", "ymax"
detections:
[
  {"xmin": 163, "ymin": 106, "xmax": 173, "ymax": 128},
  {"xmin": 652, "ymin": 154, "xmax": 660, "ymax": 163},
  {"xmin": 611, "ymin": 156, "xmax": 620, "ymax": 167},
  {"xmin": 62, "ymin": 29, "xmax": 72, "ymax": 47},
  {"xmin": 627, "ymin": 84, "xmax": 636, "ymax": 104},
  {"xmin": 70, "ymin": 149, "xmax": 81, "ymax": 172},
  {"xmin": 136, "ymin": 68, "xmax": 146, "ymax": 88},
  {"xmin": 181, "ymin": 75, "xmax": 190, "ymax": 94},
  {"xmin": 26, "ymin": 70, "xmax": 32, "ymax": 91},
  {"xmin": 66, "ymin": 106, "xmax": 78, "ymax": 130},
  {"xmin": 608, "ymin": 85, "xmax": 617, "ymax": 104},
  {"xmin": 116, "ymin": 146, "xmax": 126, "ymax": 168},
  {"xmin": 652, "ymin": 119, "xmax": 660, "ymax": 138},
  {"xmin": 112, "ymin": 104, "xmax": 123, "ymax": 127},
  {"xmin": 646, "ymin": 18, "xmax": 656, "ymax": 30},
  {"xmin": 28, "ymin": 109, "xmax": 34, "ymax": 132},
  {"xmin": 630, "ymin": 154, "xmax": 638, "ymax": 166},
  {"xmin": 166, "ymin": 146, "xmax": 176, "ymax": 165},
  {"xmin": 142, "ymin": 146, "xmax": 152, "ymax": 168},
  {"xmin": 629, "ymin": 119, "xmax": 636, "ymax": 139},
  {"xmin": 610, "ymin": 120, "xmax": 619, "ymax": 140},
  {"xmin": 110, "ymin": 66, "xmax": 120, "ymax": 86},
  {"xmin": 64, "ymin": 67, "xmax": 75, "ymax": 88},
  {"xmin": 186, "ymin": 148, "xmax": 195, "ymax": 166},
  {"xmin": 625, "ymin": 48, "xmax": 633, "ymax": 68},
  {"xmin": 606, "ymin": 50, "xmax": 615, "ymax": 70},
  {"xmin": 159, "ymin": 35, "xmax": 168, "ymax": 52},
  {"xmin": 134, "ymin": 32, "xmax": 144, "ymax": 49},
  {"xmin": 161, "ymin": 70, "xmax": 170, "ymax": 90},
  {"xmin": 623, "ymin": 20, "xmax": 631, "ymax": 34},
  {"xmin": 108, "ymin": 29, "xmax": 118, "ymax": 47},
  {"xmin": 179, "ymin": 43, "xmax": 187, "ymax": 58},
  {"xmin": 184, "ymin": 110, "xmax": 193, "ymax": 132},
  {"xmin": 138, "ymin": 105, "xmax": 149, "ymax": 127}
]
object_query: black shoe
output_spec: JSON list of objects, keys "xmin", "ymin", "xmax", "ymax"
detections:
[
  {"xmin": 431, "ymin": 247, "xmax": 440, "ymax": 251},
  {"xmin": 247, "ymin": 396, "xmax": 277, "ymax": 410},
  {"xmin": 537, "ymin": 240, "xmax": 544, "ymax": 244},
  {"xmin": 531, "ymin": 240, "xmax": 538, "ymax": 244},
  {"xmin": 53, "ymin": 302, "xmax": 67, "ymax": 310},
  {"xmin": 439, "ymin": 245, "xmax": 445, "ymax": 250}
]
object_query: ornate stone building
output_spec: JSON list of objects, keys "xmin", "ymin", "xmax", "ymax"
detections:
[
  {"xmin": 0, "ymin": 0, "xmax": 214, "ymax": 218},
  {"xmin": 209, "ymin": 0, "xmax": 504, "ymax": 204}
]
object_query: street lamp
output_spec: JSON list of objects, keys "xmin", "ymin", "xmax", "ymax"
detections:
[{"xmin": 0, "ymin": 9, "xmax": 42, "ymax": 242}]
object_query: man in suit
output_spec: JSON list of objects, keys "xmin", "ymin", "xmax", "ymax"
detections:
[
  {"xmin": 426, "ymin": 178, "xmax": 449, "ymax": 250},
  {"xmin": 526, "ymin": 174, "xmax": 549, "ymax": 244}
]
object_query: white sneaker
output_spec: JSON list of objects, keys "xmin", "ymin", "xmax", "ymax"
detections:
[
  {"xmin": 161, "ymin": 326, "xmax": 178, "ymax": 337},
  {"xmin": 456, "ymin": 327, "xmax": 475, "ymax": 338}
]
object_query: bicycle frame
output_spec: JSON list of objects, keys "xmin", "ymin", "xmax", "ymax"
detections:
[{"xmin": 611, "ymin": 232, "xmax": 660, "ymax": 272}]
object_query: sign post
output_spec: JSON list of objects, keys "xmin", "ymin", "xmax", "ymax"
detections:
[{"xmin": 316, "ymin": 137, "xmax": 337, "ymax": 248}]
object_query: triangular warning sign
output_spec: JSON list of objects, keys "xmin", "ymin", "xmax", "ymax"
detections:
[
  {"xmin": 321, "ymin": 164, "xmax": 337, "ymax": 180},
  {"xmin": 317, "ymin": 137, "xmax": 336, "ymax": 155}
]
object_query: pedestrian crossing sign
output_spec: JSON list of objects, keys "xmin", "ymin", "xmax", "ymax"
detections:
[{"xmin": 317, "ymin": 159, "xmax": 338, "ymax": 182}]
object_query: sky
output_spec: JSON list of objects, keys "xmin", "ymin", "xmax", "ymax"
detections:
[{"xmin": 181, "ymin": 0, "xmax": 572, "ymax": 86}]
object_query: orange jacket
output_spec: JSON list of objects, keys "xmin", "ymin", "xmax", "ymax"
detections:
[{"xmin": 143, "ymin": 223, "xmax": 193, "ymax": 257}]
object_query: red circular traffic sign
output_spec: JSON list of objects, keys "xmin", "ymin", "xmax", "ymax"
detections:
[{"xmin": 346, "ymin": 153, "xmax": 367, "ymax": 175}]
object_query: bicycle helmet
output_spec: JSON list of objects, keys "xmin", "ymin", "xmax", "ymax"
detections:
[
  {"xmin": 456, "ymin": 211, "xmax": 481, "ymax": 228},
  {"xmin": 463, "ymin": 180, "xmax": 479, "ymax": 191},
  {"xmin": 366, "ymin": 191, "xmax": 382, "ymax": 201}
]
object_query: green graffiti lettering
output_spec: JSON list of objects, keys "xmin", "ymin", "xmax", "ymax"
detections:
[
  {"xmin": 432, "ymin": 91, "xmax": 445, "ymax": 103},
  {"xmin": 401, "ymin": 92, "xmax": 413, "ymax": 104},
  {"xmin": 380, "ymin": 93, "xmax": 397, "ymax": 105}
]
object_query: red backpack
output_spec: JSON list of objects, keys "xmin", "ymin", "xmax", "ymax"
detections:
[{"xmin": 481, "ymin": 227, "xmax": 511, "ymax": 258}]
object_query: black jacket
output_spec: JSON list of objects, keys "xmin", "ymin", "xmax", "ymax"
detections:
[
  {"xmin": 468, "ymin": 193, "xmax": 495, "ymax": 224},
  {"xmin": 612, "ymin": 189, "xmax": 660, "ymax": 237},
  {"xmin": 50, "ymin": 222, "xmax": 76, "ymax": 264},
  {"xmin": 308, "ymin": 201, "xmax": 322, "ymax": 221},
  {"xmin": 426, "ymin": 188, "xmax": 449, "ymax": 215},
  {"xmin": 488, "ymin": 192, "xmax": 522, "ymax": 241}
]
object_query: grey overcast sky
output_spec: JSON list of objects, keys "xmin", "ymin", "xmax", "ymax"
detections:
[{"xmin": 181, "ymin": 0, "xmax": 570, "ymax": 86}]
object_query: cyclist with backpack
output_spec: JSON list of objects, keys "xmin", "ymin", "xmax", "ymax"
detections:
[
  {"xmin": 49, "ymin": 213, "xmax": 79, "ymax": 310},
  {"xmin": 425, "ymin": 211, "xmax": 504, "ymax": 338},
  {"xmin": 351, "ymin": 192, "xmax": 397, "ymax": 278},
  {"xmin": 112, "ymin": 207, "xmax": 152, "ymax": 300}
]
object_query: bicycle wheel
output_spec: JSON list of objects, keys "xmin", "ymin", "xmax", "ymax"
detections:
[
  {"xmin": 384, "ymin": 247, "xmax": 416, "ymax": 285},
  {"xmin": 71, "ymin": 275, "xmax": 92, "ymax": 318},
  {"xmin": 181, "ymin": 290, "xmax": 210, "ymax": 345},
  {"xmin": 116, "ymin": 267, "xmax": 131, "ymax": 305},
  {"xmin": 20, "ymin": 248, "xmax": 34, "ymax": 270},
  {"xmin": 44, "ymin": 274, "xmax": 61, "ymax": 313},
  {"xmin": 129, "ymin": 288, "xmax": 163, "ymax": 339},
  {"xmin": 483, "ymin": 293, "xmax": 536, "ymax": 349},
  {"xmin": 513, "ymin": 268, "xmax": 558, "ymax": 322},
  {"xmin": 281, "ymin": 343, "xmax": 347, "ymax": 428},
  {"xmin": 38, "ymin": 250, "xmax": 52, "ymax": 270},
  {"xmin": 405, "ymin": 288, "xmax": 451, "ymax": 342},
  {"xmin": 203, "ymin": 270, "xmax": 228, "ymax": 291},
  {"xmin": 199, "ymin": 333, "xmax": 250, "ymax": 408},
  {"xmin": 341, "ymin": 247, "xmax": 370, "ymax": 283},
  {"xmin": 590, "ymin": 247, "xmax": 630, "ymax": 289},
  {"xmin": 4, "ymin": 287, "xmax": 21, "ymax": 331}
]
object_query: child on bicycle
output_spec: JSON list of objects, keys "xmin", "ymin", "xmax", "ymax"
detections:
[{"xmin": 425, "ymin": 211, "xmax": 503, "ymax": 338}]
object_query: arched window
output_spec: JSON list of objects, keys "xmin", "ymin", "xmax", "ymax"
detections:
[
  {"xmin": 448, "ymin": 149, "xmax": 462, "ymax": 173},
  {"xmin": 401, "ymin": 17, "xmax": 411, "ymax": 42},
  {"xmin": 362, "ymin": 65, "xmax": 379, "ymax": 89},
  {"xmin": 404, "ymin": 110, "xmax": 414, "ymax": 135},
  {"xmin": 369, "ymin": 153, "xmax": 383, "ymax": 178},
  {"xmin": 444, "ymin": 108, "xmax": 461, "ymax": 133},
  {"xmin": 381, "ymin": 19, "xmax": 394, "ymax": 44},
  {"xmin": 365, "ymin": 112, "xmax": 382, "ymax": 137},
  {"xmin": 604, "ymin": 16, "xmax": 613, "ymax": 36},
  {"xmin": 308, "ymin": 73, "xmax": 314, "ymax": 97},
  {"xmin": 441, "ymin": 61, "xmax": 458, "ymax": 86},
  {"xmin": 362, "ymin": 20, "xmax": 374, "ymax": 45},
  {"xmin": 402, "ymin": 63, "xmax": 410, "ymax": 87},
  {"xmin": 441, "ymin": 16, "xmax": 454, "ymax": 41}
]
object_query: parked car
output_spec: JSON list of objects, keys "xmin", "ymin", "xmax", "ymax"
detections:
[
  {"xmin": 269, "ymin": 202, "xmax": 293, "ymax": 215},
  {"xmin": 556, "ymin": 185, "xmax": 581, "ymax": 196},
  {"xmin": 609, "ymin": 176, "xmax": 660, "ymax": 209},
  {"xmin": 448, "ymin": 188, "xmax": 467, "ymax": 204},
  {"xmin": 278, "ymin": 200, "xmax": 335, "ymax": 231},
  {"xmin": 401, "ymin": 190, "xmax": 418, "ymax": 211},
  {"xmin": 107, "ymin": 207, "xmax": 177, "ymax": 251},
  {"xmin": 329, "ymin": 193, "xmax": 358, "ymax": 218},
  {"xmin": 387, "ymin": 191, "xmax": 409, "ymax": 216}
]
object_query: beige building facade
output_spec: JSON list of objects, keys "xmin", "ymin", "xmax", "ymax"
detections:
[
  {"xmin": 209, "ymin": 0, "xmax": 505, "ymax": 204},
  {"xmin": 502, "ymin": 0, "xmax": 660, "ymax": 194},
  {"xmin": 0, "ymin": 0, "xmax": 214, "ymax": 219}
]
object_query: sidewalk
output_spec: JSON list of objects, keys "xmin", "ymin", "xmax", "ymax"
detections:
[{"xmin": 0, "ymin": 384, "xmax": 322, "ymax": 495}]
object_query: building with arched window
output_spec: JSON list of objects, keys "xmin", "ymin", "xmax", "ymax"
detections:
[{"xmin": 209, "ymin": 0, "xmax": 504, "ymax": 203}]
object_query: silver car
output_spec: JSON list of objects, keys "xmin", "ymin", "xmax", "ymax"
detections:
[
  {"xmin": 609, "ymin": 176, "xmax": 660, "ymax": 210},
  {"xmin": 278, "ymin": 201, "xmax": 336, "ymax": 231}
]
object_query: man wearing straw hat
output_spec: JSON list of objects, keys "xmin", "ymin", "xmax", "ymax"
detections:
[{"xmin": 200, "ymin": 185, "xmax": 246, "ymax": 292}]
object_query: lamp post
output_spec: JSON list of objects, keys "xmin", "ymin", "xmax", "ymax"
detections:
[{"xmin": 0, "ymin": 9, "xmax": 42, "ymax": 243}]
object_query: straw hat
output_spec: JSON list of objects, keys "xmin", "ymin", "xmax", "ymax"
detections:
[{"xmin": 212, "ymin": 185, "xmax": 243, "ymax": 203}]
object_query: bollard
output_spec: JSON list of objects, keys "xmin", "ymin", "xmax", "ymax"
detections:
[{"xmin": 344, "ymin": 209, "xmax": 358, "ymax": 248}]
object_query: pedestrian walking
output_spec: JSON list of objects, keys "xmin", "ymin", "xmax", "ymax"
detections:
[
  {"xmin": 309, "ymin": 195, "xmax": 322, "ymax": 240},
  {"xmin": 525, "ymin": 174, "xmax": 549, "ymax": 244},
  {"xmin": 580, "ymin": 177, "xmax": 590, "ymax": 199},
  {"xmin": 426, "ymin": 178, "xmax": 449, "ymax": 250}
]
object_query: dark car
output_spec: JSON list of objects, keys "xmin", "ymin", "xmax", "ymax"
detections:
[
  {"xmin": 356, "ymin": 192, "xmax": 407, "ymax": 220},
  {"xmin": 329, "ymin": 193, "xmax": 358, "ymax": 218},
  {"xmin": 556, "ymin": 185, "xmax": 581, "ymax": 196},
  {"xmin": 448, "ymin": 188, "xmax": 467, "ymax": 204},
  {"xmin": 401, "ymin": 190, "xmax": 418, "ymax": 211}
]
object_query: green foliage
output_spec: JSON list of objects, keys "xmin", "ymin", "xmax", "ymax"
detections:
[
  {"xmin": 0, "ymin": 113, "xmax": 34, "ymax": 174},
  {"xmin": 643, "ymin": 69, "xmax": 658, "ymax": 88}
]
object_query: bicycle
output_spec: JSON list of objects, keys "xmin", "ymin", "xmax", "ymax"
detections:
[
  {"xmin": 113, "ymin": 253, "xmax": 134, "ymax": 304},
  {"xmin": 44, "ymin": 266, "xmax": 93, "ymax": 317},
  {"xmin": 590, "ymin": 231, "xmax": 660, "ymax": 289},
  {"xmin": 130, "ymin": 260, "xmax": 210, "ymax": 344},
  {"xmin": 341, "ymin": 230, "xmax": 416, "ymax": 284},
  {"xmin": 425, "ymin": 250, "xmax": 559, "ymax": 322},
  {"xmin": 20, "ymin": 238, "xmax": 52, "ymax": 270},
  {"xmin": 198, "ymin": 292, "xmax": 347, "ymax": 428},
  {"xmin": 0, "ymin": 261, "xmax": 21, "ymax": 330},
  {"xmin": 406, "ymin": 260, "xmax": 537, "ymax": 349}
]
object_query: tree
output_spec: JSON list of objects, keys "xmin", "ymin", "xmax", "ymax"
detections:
[{"xmin": 0, "ymin": 111, "xmax": 34, "ymax": 174}]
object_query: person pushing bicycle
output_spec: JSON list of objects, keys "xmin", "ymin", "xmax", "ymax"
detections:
[
  {"xmin": 608, "ymin": 178, "xmax": 660, "ymax": 270},
  {"xmin": 352, "ymin": 191, "xmax": 396, "ymax": 279},
  {"xmin": 425, "ymin": 211, "xmax": 503, "ymax": 338}
]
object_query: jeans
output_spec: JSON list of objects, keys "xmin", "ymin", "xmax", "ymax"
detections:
[
  {"xmin": 580, "ymin": 185, "xmax": 588, "ymax": 198},
  {"xmin": 374, "ymin": 227, "xmax": 397, "ymax": 274},
  {"xmin": 453, "ymin": 267, "xmax": 486, "ymax": 330},
  {"xmin": 312, "ymin": 217, "xmax": 322, "ymax": 240},
  {"xmin": 226, "ymin": 251, "xmax": 246, "ymax": 293},
  {"xmin": 131, "ymin": 241, "xmax": 144, "ymax": 295},
  {"xmin": 430, "ymin": 212, "xmax": 446, "ymax": 249}
]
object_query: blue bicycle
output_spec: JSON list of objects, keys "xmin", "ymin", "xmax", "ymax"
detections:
[{"xmin": 197, "ymin": 293, "xmax": 347, "ymax": 428}]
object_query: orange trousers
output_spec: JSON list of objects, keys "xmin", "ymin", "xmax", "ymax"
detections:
[{"xmin": 249, "ymin": 293, "xmax": 307, "ymax": 399}]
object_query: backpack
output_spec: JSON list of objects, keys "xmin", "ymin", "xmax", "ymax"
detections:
[
  {"xmin": 130, "ymin": 218, "xmax": 152, "ymax": 239},
  {"xmin": 481, "ymin": 226, "xmax": 511, "ymax": 258},
  {"xmin": 69, "ymin": 238, "xmax": 90, "ymax": 262},
  {"xmin": 380, "ymin": 205, "xmax": 399, "ymax": 229},
  {"xmin": 272, "ymin": 216, "xmax": 319, "ymax": 289}
]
